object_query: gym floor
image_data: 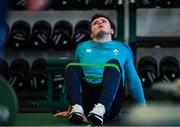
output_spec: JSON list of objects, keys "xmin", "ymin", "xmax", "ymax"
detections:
[
  {"xmin": 14, "ymin": 111, "xmax": 128, "ymax": 126},
  {"xmin": 14, "ymin": 113, "xmax": 90, "ymax": 126}
]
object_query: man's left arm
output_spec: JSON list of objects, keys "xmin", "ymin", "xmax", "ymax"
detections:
[{"xmin": 124, "ymin": 45, "xmax": 146, "ymax": 105}]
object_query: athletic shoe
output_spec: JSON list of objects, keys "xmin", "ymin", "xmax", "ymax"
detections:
[
  {"xmin": 68, "ymin": 104, "xmax": 87, "ymax": 124},
  {"xmin": 87, "ymin": 103, "xmax": 105, "ymax": 125}
]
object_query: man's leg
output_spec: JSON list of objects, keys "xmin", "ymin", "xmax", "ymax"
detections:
[
  {"xmin": 64, "ymin": 66, "xmax": 87, "ymax": 124},
  {"xmin": 82, "ymin": 80, "xmax": 102, "ymax": 116},
  {"xmin": 88, "ymin": 59, "xmax": 123, "ymax": 125},
  {"xmin": 65, "ymin": 65, "xmax": 85, "ymax": 105}
]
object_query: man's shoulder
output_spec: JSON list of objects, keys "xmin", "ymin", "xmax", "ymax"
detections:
[
  {"xmin": 76, "ymin": 40, "xmax": 92, "ymax": 48},
  {"xmin": 113, "ymin": 40, "xmax": 130, "ymax": 47}
]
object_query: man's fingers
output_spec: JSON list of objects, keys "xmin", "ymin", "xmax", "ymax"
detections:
[{"xmin": 54, "ymin": 111, "xmax": 69, "ymax": 117}]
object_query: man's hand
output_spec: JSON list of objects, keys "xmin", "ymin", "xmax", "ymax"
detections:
[{"xmin": 54, "ymin": 106, "xmax": 72, "ymax": 117}]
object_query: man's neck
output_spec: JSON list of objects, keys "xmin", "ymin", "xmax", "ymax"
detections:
[{"xmin": 93, "ymin": 36, "xmax": 112, "ymax": 43}]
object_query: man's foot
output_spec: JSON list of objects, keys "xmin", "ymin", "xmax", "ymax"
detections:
[
  {"xmin": 68, "ymin": 104, "xmax": 87, "ymax": 124},
  {"xmin": 87, "ymin": 103, "xmax": 105, "ymax": 125}
]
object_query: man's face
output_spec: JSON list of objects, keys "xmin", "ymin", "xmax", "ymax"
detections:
[{"xmin": 90, "ymin": 17, "xmax": 114, "ymax": 38}]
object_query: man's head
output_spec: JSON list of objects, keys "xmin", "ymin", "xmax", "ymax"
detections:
[{"xmin": 90, "ymin": 13, "xmax": 115, "ymax": 40}]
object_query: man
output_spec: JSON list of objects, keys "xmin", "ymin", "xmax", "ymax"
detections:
[{"xmin": 54, "ymin": 13, "xmax": 146, "ymax": 125}]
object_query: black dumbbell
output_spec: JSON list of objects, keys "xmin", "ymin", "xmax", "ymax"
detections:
[
  {"xmin": 30, "ymin": 20, "xmax": 51, "ymax": 50},
  {"xmin": 0, "ymin": 75, "xmax": 18, "ymax": 126},
  {"xmin": 51, "ymin": 20, "xmax": 72, "ymax": 50},
  {"xmin": 8, "ymin": 58, "xmax": 29, "ymax": 90},
  {"xmin": 138, "ymin": 56, "xmax": 158, "ymax": 88},
  {"xmin": 52, "ymin": 72, "xmax": 65, "ymax": 100},
  {"xmin": 155, "ymin": 0, "xmax": 180, "ymax": 8},
  {"xmin": 0, "ymin": 59, "xmax": 9, "ymax": 79},
  {"xmin": 160, "ymin": 37, "xmax": 180, "ymax": 47},
  {"xmin": 94, "ymin": 0, "xmax": 118, "ymax": 9},
  {"xmin": 52, "ymin": 0, "xmax": 73, "ymax": 10},
  {"xmin": 72, "ymin": 0, "xmax": 94, "ymax": 9},
  {"xmin": 11, "ymin": 0, "xmax": 26, "ymax": 10},
  {"xmin": 8, "ymin": 20, "xmax": 30, "ymax": 50},
  {"xmin": 137, "ymin": 37, "xmax": 161, "ymax": 47},
  {"xmin": 29, "ymin": 58, "xmax": 47, "ymax": 90},
  {"xmin": 73, "ymin": 20, "xmax": 91, "ymax": 47},
  {"xmin": 136, "ymin": 0, "xmax": 156, "ymax": 8},
  {"xmin": 160, "ymin": 56, "xmax": 179, "ymax": 83}
]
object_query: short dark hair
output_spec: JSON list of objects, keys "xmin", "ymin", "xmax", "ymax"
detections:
[{"xmin": 90, "ymin": 13, "xmax": 115, "ymax": 33}]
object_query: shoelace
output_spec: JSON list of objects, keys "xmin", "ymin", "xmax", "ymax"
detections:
[
  {"xmin": 70, "ymin": 104, "xmax": 88, "ymax": 122},
  {"xmin": 70, "ymin": 104, "xmax": 83, "ymax": 114},
  {"xmin": 91, "ymin": 104, "xmax": 105, "ymax": 116}
]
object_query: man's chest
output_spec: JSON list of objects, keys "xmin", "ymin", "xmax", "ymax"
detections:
[{"xmin": 79, "ymin": 47, "xmax": 126, "ymax": 63}]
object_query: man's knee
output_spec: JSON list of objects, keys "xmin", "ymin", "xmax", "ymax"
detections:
[
  {"xmin": 65, "ymin": 65, "xmax": 84, "ymax": 77},
  {"xmin": 107, "ymin": 59, "xmax": 119, "ymax": 65},
  {"xmin": 66, "ymin": 65, "xmax": 82, "ymax": 72},
  {"xmin": 106, "ymin": 59, "xmax": 121, "ymax": 71}
]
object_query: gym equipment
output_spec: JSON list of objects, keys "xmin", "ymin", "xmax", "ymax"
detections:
[
  {"xmin": 8, "ymin": 20, "xmax": 30, "ymax": 50},
  {"xmin": 66, "ymin": 62, "xmax": 121, "ymax": 80},
  {"xmin": 29, "ymin": 58, "xmax": 47, "ymax": 90},
  {"xmin": 73, "ymin": 20, "xmax": 91, "ymax": 47},
  {"xmin": 160, "ymin": 56, "xmax": 179, "ymax": 84},
  {"xmin": 32, "ymin": 59, "xmax": 74, "ymax": 109},
  {"xmin": 160, "ymin": 37, "xmax": 180, "ymax": 47},
  {"xmin": 0, "ymin": 59, "xmax": 9, "ymax": 79},
  {"xmin": 151, "ymin": 81, "xmax": 180, "ymax": 100},
  {"xmin": 137, "ymin": 37, "xmax": 161, "ymax": 47},
  {"xmin": 72, "ymin": 0, "xmax": 94, "ymax": 9},
  {"xmin": 156, "ymin": 0, "xmax": 180, "ymax": 8},
  {"xmin": 52, "ymin": 0, "xmax": 73, "ymax": 10},
  {"xmin": 136, "ymin": 0, "xmax": 156, "ymax": 8},
  {"xmin": 51, "ymin": 20, "xmax": 73, "ymax": 49},
  {"xmin": 8, "ymin": 58, "xmax": 29, "ymax": 90},
  {"xmin": 11, "ymin": 0, "xmax": 26, "ymax": 10},
  {"xmin": 0, "ymin": 75, "xmax": 18, "ymax": 126},
  {"xmin": 52, "ymin": 71, "xmax": 65, "ymax": 100},
  {"xmin": 26, "ymin": 0, "xmax": 50, "ymax": 11},
  {"xmin": 30, "ymin": 20, "xmax": 51, "ymax": 50},
  {"xmin": 94, "ymin": 0, "xmax": 119, "ymax": 9},
  {"xmin": 122, "ymin": 103, "xmax": 180, "ymax": 126},
  {"xmin": 138, "ymin": 56, "xmax": 158, "ymax": 88}
]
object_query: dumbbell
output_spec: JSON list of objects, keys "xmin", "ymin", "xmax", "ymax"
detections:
[
  {"xmin": 155, "ymin": 0, "xmax": 180, "ymax": 8},
  {"xmin": 73, "ymin": 20, "xmax": 91, "ymax": 47},
  {"xmin": 0, "ymin": 75, "xmax": 18, "ymax": 126},
  {"xmin": 29, "ymin": 58, "xmax": 47, "ymax": 90},
  {"xmin": 160, "ymin": 37, "xmax": 179, "ymax": 47},
  {"xmin": 26, "ymin": 0, "xmax": 51, "ymax": 11},
  {"xmin": 52, "ymin": 0, "xmax": 73, "ymax": 10},
  {"xmin": 138, "ymin": 56, "xmax": 158, "ymax": 88},
  {"xmin": 160, "ymin": 56, "xmax": 179, "ymax": 84},
  {"xmin": 137, "ymin": 37, "xmax": 161, "ymax": 47},
  {"xmin": 94, "ymin": 0, "xmax": 118, "ymax": 9},
  {"xmin": 8, "ymin": 20, "xmax": 30, "ymax": 50},
  {"xmin": 8, "ymin": 58, "xmax": 29, "ymax": 90},
  {"xmin": 51, "ymin": 20, "xmax": 73, "ymax": 50},
  {"xmin": 30, "ymin": 20, "xmax": 51, "ymax": 50},
  {"xmin": 136, "ymin": 0, "xmax": 156, "ymax": 8},
  {"xmin": 0, "ymin": 59, "xmax": 9, "ymax": 79},
  {"xmin": 52, "ymin": 71, "xmax": 65, "ymax": 99},
  {"xmin": 10, "ymin": 0, "xmax": 26, "ymax": 10},
  {"xmin": 72, "ymin": 0, "xmax": 94, "ymax": 9}
]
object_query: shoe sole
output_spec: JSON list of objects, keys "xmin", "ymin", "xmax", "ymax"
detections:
[
  {"xmin": 88, "ymin": 114, "xmax": 103, "ymax": 125},
  {"xmin": 69, "ymin": 113, "xmax": 84, "ymax": 124}
]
